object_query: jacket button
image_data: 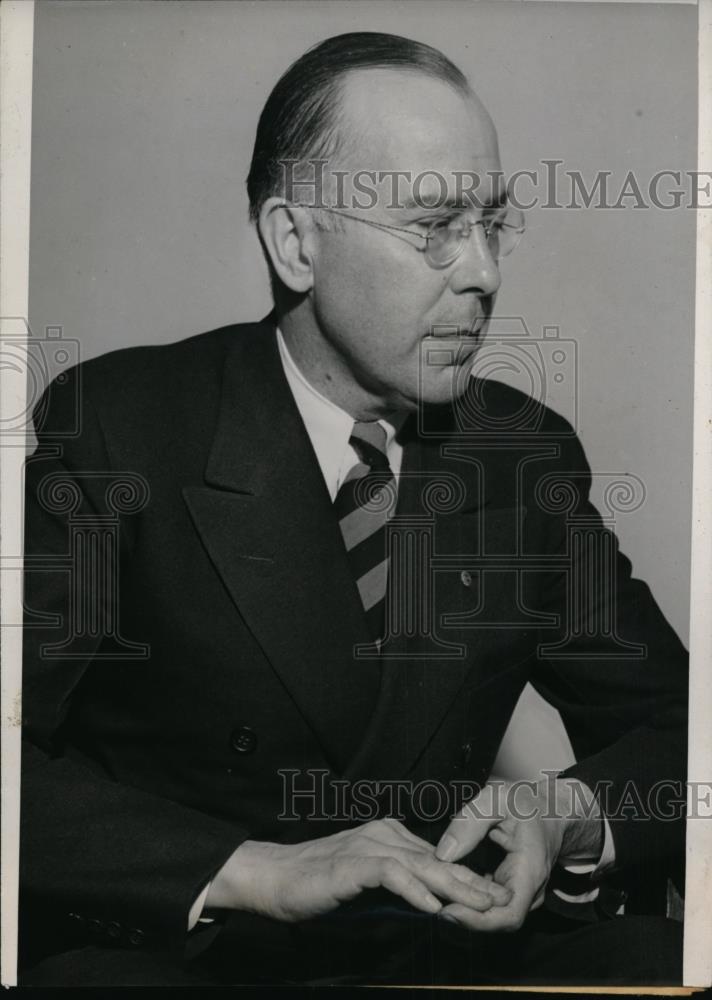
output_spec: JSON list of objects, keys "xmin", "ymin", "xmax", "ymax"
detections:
[
  {"xmin": 127, "ymin": 928, "xmax": 145, "ymax": 947},
  {"xmin": 461, "ymin": 741, "xmax": 473, "ymax": 765},
  {"xmin": 460, "ymin": 570, "xmax": 472, "ymax": 588},
  {"xmin": 231, "ymin": 726, "xmax": 257, "ymax": 754}
]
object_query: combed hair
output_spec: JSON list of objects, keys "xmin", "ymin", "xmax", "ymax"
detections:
[{"xmin": 246, "ymin": 32, "xmax": 470, "ymax": 222}]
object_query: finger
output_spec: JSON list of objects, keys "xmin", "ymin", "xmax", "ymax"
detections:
[
  {"xmin": 356, "ymin": 856, "xmax": 442, "ymax": 915},
  {"xmin": 406, "ymin": 854, "xmax": 495, "ymax": 912},
  {"xmin": 488, "ymin": 826, "xmax": 513, "ymax": 851},
  {"xmin": 438, "ymin": 854, "xmax": 538, "ymax": 932},
  {"xmin": 438, "ymin": 898, "xmax": 528, "ymax": 934},
  {"xmin": 447, "ymin": 863, "xmax": 512, "ymax": 906},
  {"xmin": 442, "ymin": 849, "xmax": 541, "ymax": 930},
  {"xmin": 406, "ymin": 851, "xmax": 514, "ymax": 910},
  {"xmin": 356, "ymin": 833, "xmax": 511, "ymax": 909},
  {"xmin": 435, "ymin": 784, "xmax": 504, "ymax": 863}
]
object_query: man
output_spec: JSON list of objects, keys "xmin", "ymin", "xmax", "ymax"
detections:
[{"xmin": 20, "ymin": 32, "xmax": 688, "ymax": 986}]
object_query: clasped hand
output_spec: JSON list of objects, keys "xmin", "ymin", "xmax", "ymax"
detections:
[
  {"xmin": 434, "ymin": 777, "xmax": 602, "ymax": 932},
  {"xmin": 207, "ymin": 778, "xmax": 601, "ymax": 930}
]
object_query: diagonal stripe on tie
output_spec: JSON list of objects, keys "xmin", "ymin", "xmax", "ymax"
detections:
[
  {"xmin": 339, "ymin": 504, "xmax": 383, "ymax": 550},
  {"xmin": 357, "ymin": 558, "xmax": 389, "ymax": 612},
  {"xmin": 333, "ymin": 421, "xmax": 396, "ymax": 645}
]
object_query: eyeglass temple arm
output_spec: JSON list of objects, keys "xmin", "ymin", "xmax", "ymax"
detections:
[{"xmin": 291, "ymin": 203, "xmax": 430, "ymax": 242}]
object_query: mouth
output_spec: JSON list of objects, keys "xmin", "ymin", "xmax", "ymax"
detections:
[
  {"xmin": 421, "ymin": 316, "xmax": 487, "ymax": 371},
  {"xmin": 426, "ymin": 314, "xmax": 487, "ymax": 339}
]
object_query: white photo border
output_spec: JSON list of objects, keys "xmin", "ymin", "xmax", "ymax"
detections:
[{"xmin": 1, "ymin": 0, "xmax": 710, "ymax": 990}]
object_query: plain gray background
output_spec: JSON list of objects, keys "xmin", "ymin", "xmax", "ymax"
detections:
[{"xmin": 28, "ymin": 0, "xmax": 696, "ymax": 643}]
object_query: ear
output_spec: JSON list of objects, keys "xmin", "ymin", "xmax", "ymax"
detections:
[{"xmin": 258, "ymin": 198, "xmax": 315, "ymax": 294}]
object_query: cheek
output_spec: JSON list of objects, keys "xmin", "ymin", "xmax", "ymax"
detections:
[
  {"xmin": 358, "ymin": 272, "xmax": 450, "ymax": 342},
  {"xmin": 314, "ymin": 239, "xmax": 450, "ymax": 355},
  {"xmin": 321, "ymin": 235, "xmax": 443, "ymax": 301}
]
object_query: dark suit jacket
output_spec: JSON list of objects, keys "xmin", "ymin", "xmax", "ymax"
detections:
[{"xmin": 20, "ymin": 318, "xmax": 688, "ymax": 967}]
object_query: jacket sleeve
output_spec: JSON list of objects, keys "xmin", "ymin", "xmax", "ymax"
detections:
[
  {"xmin": 523, "ymin": 420, "xmax": 688, "ymax": 872},
  {"xmin": 20, "ymin": 368, "xmax": 245, "ymax": 960}
]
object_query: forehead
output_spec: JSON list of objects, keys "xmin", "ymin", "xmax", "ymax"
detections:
[{"xmin": 337, "ymin": 68, "xmax": 502, "ymax": 200}]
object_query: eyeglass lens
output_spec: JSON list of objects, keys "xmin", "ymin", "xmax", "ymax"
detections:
[{"xmin": 426, "ymin": 208, "xmax": 525, "ymax": 266}]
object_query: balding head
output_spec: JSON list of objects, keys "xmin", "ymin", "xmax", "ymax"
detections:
[{"xmin": 247, "ymin": 32, "xmax": 478, "ymax": 222}]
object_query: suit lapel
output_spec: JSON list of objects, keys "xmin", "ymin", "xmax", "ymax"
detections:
[{"xmin": 183, "ymin": 322, "xmax": 379, "ymax": 772}]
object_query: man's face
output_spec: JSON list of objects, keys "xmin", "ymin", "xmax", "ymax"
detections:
[{"xmin": 305, "ymin": 68, "xmax": 504, "ymax": 414}]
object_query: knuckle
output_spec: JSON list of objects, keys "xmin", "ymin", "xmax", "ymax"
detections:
[
  {"xmin": 444, "ymin": 861, "xmax": 467, "ymax": 878},
  {"xmin": 403, "ymin": 872, "xmax": 421, "ymax": 895},
  {"xmin": 380, "ymin": 856, "xmax": 400, "ymax": 878}
]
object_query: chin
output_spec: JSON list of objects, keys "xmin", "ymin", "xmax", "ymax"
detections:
[{"xmin": 413, "ymin": 367, "xmax": 473, "ymax": 408}]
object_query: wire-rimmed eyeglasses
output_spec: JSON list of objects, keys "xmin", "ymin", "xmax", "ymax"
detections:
[{"xmin": 290, "ymin": 202, "xmax": 525, "ymax": 270}]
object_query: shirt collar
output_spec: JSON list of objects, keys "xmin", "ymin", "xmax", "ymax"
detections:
[{"xmin": 276, "ymin": 327, "xmax": 405, "ymax": 498}]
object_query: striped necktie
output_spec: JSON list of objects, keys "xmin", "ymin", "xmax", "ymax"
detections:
[{"xmin": 333, "ymin": 421, "xmax": 396, "ymax": 645}]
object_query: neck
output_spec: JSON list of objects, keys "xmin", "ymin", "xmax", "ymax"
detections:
[{"xmin": 277, "ymin": 305, "xmax": 407, "ymax": 422}]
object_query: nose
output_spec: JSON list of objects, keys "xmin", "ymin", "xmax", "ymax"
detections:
[{"xmin": 447, "ymin": 224, "xmax": 501, "ymax": 297}]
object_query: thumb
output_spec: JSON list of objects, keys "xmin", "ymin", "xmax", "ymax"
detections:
[{"xmin": 436, "ymin": 783, "xmax": 504, "ymax": 863}]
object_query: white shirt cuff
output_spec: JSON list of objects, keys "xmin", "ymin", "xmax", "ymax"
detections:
[
  {"xmin": 187, "ymin": 880, "xmax": 214, "ymax": 931},
  {"xmin": 553, "ymin": 815, "xmax": 616, "ymax": 904}
]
